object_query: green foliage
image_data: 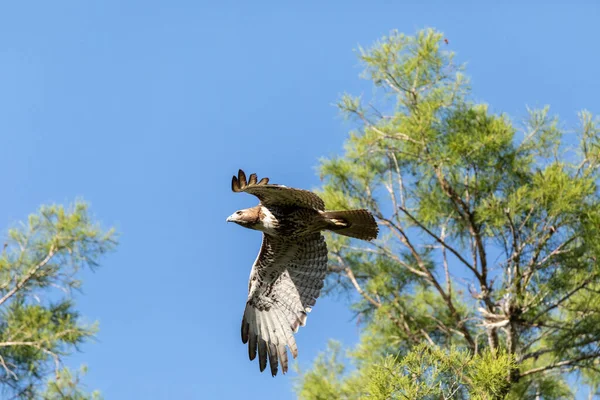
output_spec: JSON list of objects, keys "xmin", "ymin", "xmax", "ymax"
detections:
[
  {"xmin": 296, "ymin": 343, "xmax": 514, "ymax": 400},
  {"xmin": 297, "ymin": 28, "xmax": 600, "ymax": 399},
  {"xmin": 294, "ymin": 341, "xmax": 351, "ymax": 400},
  {"xmin": 42, "ymin": 366, "xmax": 102, "ymax": 400},
  {"xmin": 0, "ymin": 202, "xmax": 116, "ymax": 398}
]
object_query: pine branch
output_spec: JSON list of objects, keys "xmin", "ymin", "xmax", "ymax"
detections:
[
  {"xmin": 530, "ymin": 275, "xmax": 595, "ymax": 323},
  {"xmin": 398, "ymin": 206, "xmax": 479, "ymax": 279},
  {"xmin": 520, "ymin": 353, "xmax": 600, "ymax": 378},
  {"xmin": 0, "ymin": 245, "xmax": 56, "ymax": 307}
]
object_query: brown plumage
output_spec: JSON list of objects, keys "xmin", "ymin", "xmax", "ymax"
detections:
[{"xmin": 227, "ymin": 169, "xmax": 378, "ymax": 376}]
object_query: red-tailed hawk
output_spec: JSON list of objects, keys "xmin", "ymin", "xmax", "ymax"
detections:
[{"xmin": 227, "ymin": 169, "xmax": 378, "ymax": 376}]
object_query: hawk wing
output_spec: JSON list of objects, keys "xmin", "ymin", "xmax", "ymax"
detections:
[
  {"xmin": 231, "ymin": 169, "xmax": 325, "ymax": 210},
  {"xmin": 241, "ymin": 233, "xmax": 328, "ymax": 376}
]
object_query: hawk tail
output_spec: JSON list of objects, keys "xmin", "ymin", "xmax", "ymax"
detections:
[{"xmin": 323, "ymin": 209, "xmax": 379, "ymax": 241}]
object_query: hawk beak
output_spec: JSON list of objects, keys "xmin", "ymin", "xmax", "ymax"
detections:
[{"xmin": 226, "ymin": 214, "xmax": 234, "ymax": 223}]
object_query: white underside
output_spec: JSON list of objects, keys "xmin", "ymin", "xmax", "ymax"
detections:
[{"xmin": 259, "ymin": 206, "xmax": 278, "ymax": 235}]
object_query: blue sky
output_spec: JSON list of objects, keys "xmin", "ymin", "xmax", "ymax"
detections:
[{"xmin": 1, "ymin": 1, "xmax": 599, "ymax": 399}]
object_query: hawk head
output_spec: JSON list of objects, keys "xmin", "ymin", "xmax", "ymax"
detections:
[{"xmin": 226, "ymin": 207, "xmax": 260, "ymax": 228}]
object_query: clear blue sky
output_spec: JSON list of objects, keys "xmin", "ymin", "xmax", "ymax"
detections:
[{"xmin": 1, "ymin": 1, "xmax": 598, "ymax": 399}]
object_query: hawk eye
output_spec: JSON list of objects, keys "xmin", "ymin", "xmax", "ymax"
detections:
[{"xmin": 236, "ymin": 211, "xmax": 242, "ymax": 215}]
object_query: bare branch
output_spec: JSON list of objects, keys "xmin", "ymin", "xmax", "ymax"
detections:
[
  {"xmin": 523, "ymin": 234, "xmax": 576, "ymax": 290},
  {"xmin": 535, "ymin": 236, "xmax": 577, "ymax": 269},
  {"xmin": 366, "ymin": 119, "xmax": 425, "ymax": 146},
  {"xmin": 520, "ymin": 348, "xmax": 555, "ymax": 362},
  {"xmin": 0, "ymin": 342, "xmax": 40, "ymax": 347},
  {"xmin": 0, "ymin": 341, "xmax": 62, "ymax": 379},
  {"xmin": 384, "ymin": 170, "xmax": 399, "ymax": 222},
  {"xmin": 38, "ymin": 348, "xmax": 60, "ymax": 380},
  {"xmin": 332, "ymin": 254, "xmax": 381, "ymax": 309},
  {"xmin": 383, "ymin": 72, "xmax": 411, "ymax": 94},
  {"xmin": 432, "ymin": 167, "xmax": 490, "ymax": 284},
  {"xmin": 440, "ymin": 221, "xmax": 451, "ymax": 297},
  {"xmin": 389, "ymin": 153, "xmax": 407, "ymax": 208},
  {"xmin": 520, "ymin": 353, "xmax": 600, "ymax": 378},
  {"xmin": 530, "ymin": 276, "xmax": 595, "ymax": 323},
  {"xmin": 377, "ymin": 216, "xmax": 476, "ymax": 349},
  {"xmin": 0, "ymin": 246, "xmax": 56, "ymax": 308},
  {"xmin": 0, "ymin": 355, "xmax": 17, "ymax": 381},
  {"xmin": 376, "ymin": 217, "xmax": 429, "ymax": 277},
  {"xmin": 342, "ymin": 242, "xmax": 427, "ymax": 278},
  {"xmin": 505, "ymin": 209, "xmax": 521, "ymax": 282},
  {"xmin": 398, "ymin": 206, "xmax": 480, "ymax": 279},
  {"xmin": 518, "ymin": 206, "xmax": 536, "ymax": 232}
]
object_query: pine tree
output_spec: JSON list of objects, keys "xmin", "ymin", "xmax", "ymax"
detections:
[
  {"xmin": 296, "ymin": 29, "xmax": 600, "ymax": 399},
  {"xmin": 0, "ymin": 202, "xmax": 115, "ymax": 398}
]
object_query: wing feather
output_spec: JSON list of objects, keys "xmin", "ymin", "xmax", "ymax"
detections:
[
  {"xmin": 231, "ymin": 169, "xmax": 325, "ymax": 210},
  {"xmin": 248, "ymin": 173, "xmax": 258, "ymax": 185},
  {"xmin": 270, "ymin": 307, "xmax": 295, "ymax": 365},
  {"xmin": 240, "ymin": 233, "xmax": 328, "ymax": 375},
  {"xmin": 248, "ymin": 317, "xmax": 258, "ymax": 361},
  {"xmin": 231, "ymin": 175, "xmax": 241, "ymax": 192},
  {"xmin": 238, "ymin": 169, "xmax": 247, "ymax": 187},
  {"xmin": 241, "ymin": 315, "xmax": 249, "ymax": 343},
  {"xmin": 264, "ymin": 314, "xmax": 279, "ymax": 376},
  {"xmin": 257, "ymin": 336, "xmax": 268, "ymax": 372}
]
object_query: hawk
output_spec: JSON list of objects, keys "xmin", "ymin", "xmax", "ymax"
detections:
[{"xmin": 227, "ymin": 169, "xmax": 378, "ymax": 376}]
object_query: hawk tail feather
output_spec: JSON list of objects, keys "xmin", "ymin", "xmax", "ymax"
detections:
[{"xmin": 323, "ymin": 209, "xmax": 379, "ymax": 241}]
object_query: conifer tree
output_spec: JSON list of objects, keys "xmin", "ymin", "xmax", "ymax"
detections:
[
  {"xmin": 296, "ymin": 29, "xmax": 600, "ymax": 399},
  {"xmin": 0, "ymin": 202, "xmax": 115, "ymax": 398}
]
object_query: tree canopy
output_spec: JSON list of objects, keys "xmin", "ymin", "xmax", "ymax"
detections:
[
  {"xmin": 296, "ymin": 29, "xmax": 600, "ymax": 399},
  {"xmin": 0, "ymin": 202, "xmax": 115, "ymax": 399}
]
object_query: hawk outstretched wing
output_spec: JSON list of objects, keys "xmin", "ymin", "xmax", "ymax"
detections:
[
  {"xmin": 231, "ymin": 169, "xmax": 325, "ymax": 210},
  {"xmin": 240, "ymin": 233, "xmax": 328, "ymax": 376}
]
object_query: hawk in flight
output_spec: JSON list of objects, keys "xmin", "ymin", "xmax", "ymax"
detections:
[{"xmin": 227, "ymin": 169, "xmax": 378, "ymax": 376}]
